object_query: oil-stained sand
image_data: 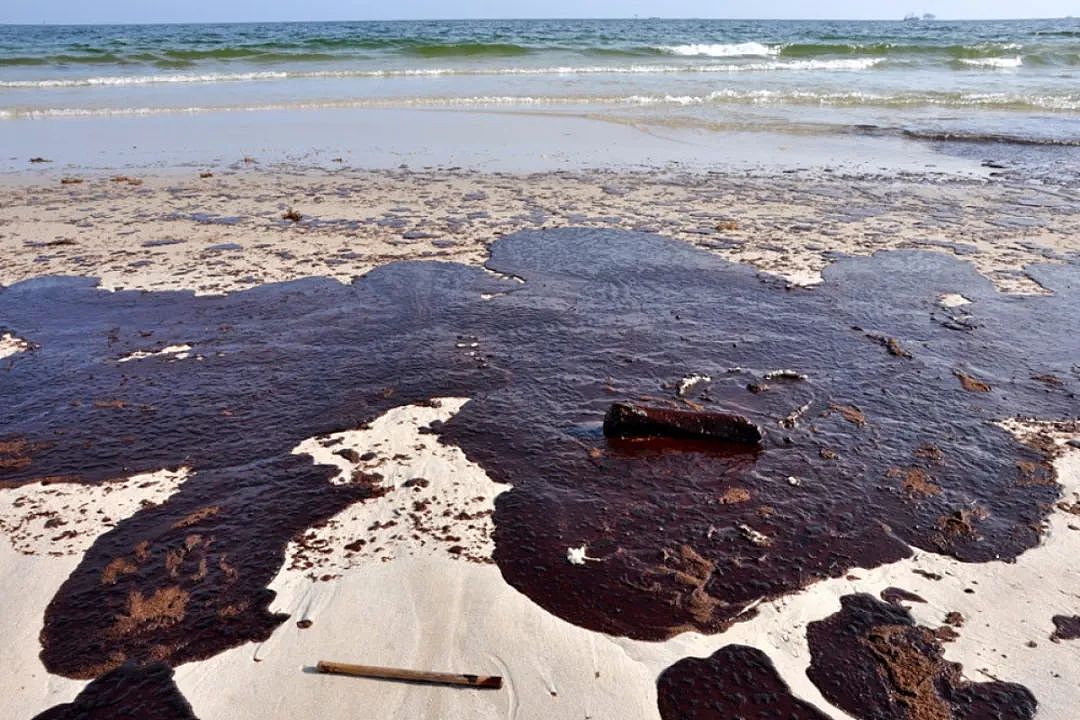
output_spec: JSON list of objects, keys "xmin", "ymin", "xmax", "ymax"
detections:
[
  {"xmin": 0, "ymin": 228, "xmax": 1077, "ymax": 714},
  {"xmin": 806, "ymin": 594, "xmax": 1037, "ymax": 719},
  {"xmin": 657, "ymin": 645, "xmax": 831, "ymax": 719},
  {"xmin": 31, "ymin": 663, "xmax": 199, "ymax": 720}
]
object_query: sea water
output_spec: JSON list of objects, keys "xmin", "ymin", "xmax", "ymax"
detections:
[{"xmin": 1, "ymin": 18, "xmax": 1077, "ymax": 169}]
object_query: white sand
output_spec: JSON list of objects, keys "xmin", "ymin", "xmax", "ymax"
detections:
[
  {"xmin": 0, "ymin": 332, "xmax": 34, "ymax": 359},
  {"xmin": 116, "ymin": 344, "xmax": 194, "ymax": 363},
  {"xmin": 0, "ymin": 468, "xmax": 189, "ymax": 719},
  {"xmin": 287, "ymin": 398, "xmax": 500, "ymax": 569},
  {"xmin": 938, "ymin": 293, "xmax": 973, "ymax": 308}
]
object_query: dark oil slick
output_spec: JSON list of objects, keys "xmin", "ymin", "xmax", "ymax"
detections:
[
  {"xmin": 1051, "ymin": 615, "xmax": 1080, "ymax": 642},
  {"xmin": 806, "ymin": 594, "xmax": 1037, "ymax": 719},
  {"xmin": 446, "ymin": 230, "xmax": 1075, "ymax": 641},
  {"xmin": 31, "ymin": 663, "xmax": 199, "ymax": 720},
  {"xmin": 1, "ymin": 229, "xmax": 1077, "ymax": 715},
  {"xmin": 657, "ymin": 645, "xmax": 831, "ymax": 719}
]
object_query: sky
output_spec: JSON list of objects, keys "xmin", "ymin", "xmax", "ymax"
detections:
[{"xmin": 0, "ymin": 0, "xmax": 1075, "ymax": 25}]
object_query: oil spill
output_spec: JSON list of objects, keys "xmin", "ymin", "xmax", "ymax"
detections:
[
  {"xmin": 0, "ymin": 228, "xmax": 1077, "ymax": 712},
  {"xmin": 40, "ymin": 456, "xmax": 377, "ymax": 678},
  {"xmin": 443, "ymin": 229, "xmax": 1076, "ymax": 641},
  {"xmin": 32, "ymin": 663, "xmax": 199, "ymax": 720},
  {"xmin": 1051, "ymin": 615, "xmax": 1080, "ymax": 642},
  {"xmin": 881, "ymin": 587, "xmax": 928, "ymax": 607},
  {"xmin": 806, "ymin": 594, "xmax": 1037, "ymax": 719},
  {"xmin": 657, "ymin": 645, "xmax": 831, "ymax": 719}
]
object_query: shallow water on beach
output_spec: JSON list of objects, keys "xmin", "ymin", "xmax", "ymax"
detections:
[{"xmin": 1, "ymin": 18, "xmax": 1078, "ymax": 157}]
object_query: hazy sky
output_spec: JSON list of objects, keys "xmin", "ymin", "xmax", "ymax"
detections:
[{"xmin": 1, "ymin": 1, "xmax": 1075, "ymax": 25}]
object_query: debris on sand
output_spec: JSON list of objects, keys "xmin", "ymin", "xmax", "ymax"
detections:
[
  {"xmin": 282, "ymin": 209, "xmax": 303, "ymax": 223},
  {"xmin": 60, "ymin": 177, "xmax": 83, "ymax": 185},
  {"xmin": 29, "ymin": 157, "xmax": 51, "ymax": 163}
]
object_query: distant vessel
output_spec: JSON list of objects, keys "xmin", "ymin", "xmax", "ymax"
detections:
[{"xmin": 904, "ymin": 13, "xmax": 936, "ymax": 21}]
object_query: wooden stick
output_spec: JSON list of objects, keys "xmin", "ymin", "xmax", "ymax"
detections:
[{"xmin": 316, "ymin": 660, "xmax": 503, "ymax": 689}]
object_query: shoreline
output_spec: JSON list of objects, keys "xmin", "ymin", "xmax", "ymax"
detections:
[{"xmin": 0, "ymin": 105, "xmax": 1002, "ymax": 176}]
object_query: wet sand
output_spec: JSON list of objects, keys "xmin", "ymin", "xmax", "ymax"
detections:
[{"xmin": 1, "ymin": 162, "xmax": 1079, "ymax": 720}]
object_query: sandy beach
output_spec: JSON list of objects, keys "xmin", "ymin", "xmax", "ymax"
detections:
[
  {"xmin": 3, "ymin": 155, "xmax": 1080, "ymax": 719},
  {"xmin": 3, "ymin": 16, "xmax": 1080, "ymax": 720},
  {"xmin": 3, "ymin": 162, "xmax": 1079, "ymax": 297}
]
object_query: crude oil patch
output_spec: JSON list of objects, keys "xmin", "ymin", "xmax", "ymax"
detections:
[
  {"xmin": 658, "ymin": 645, "xmax": 831, "ymax": 719},
  {"xmin": 806, "ymin": 594, "xmax": 1037, "ymax": 719},
  {"xmin": 32, "ymin": 663, "xmax": 198, "ymax": 720},
  {"xmin": 1, "ymin": 229, "xmax": 1077, "ymax": 712}
]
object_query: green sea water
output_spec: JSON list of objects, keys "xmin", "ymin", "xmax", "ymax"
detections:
[{"xmin": 1, "ymin": 18, "xmax": 1078, "ymax": 147}]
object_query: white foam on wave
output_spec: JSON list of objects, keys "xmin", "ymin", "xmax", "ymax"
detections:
[
  {"xmin": 755, "ymin": 57, "xmax": 884, "ymax": 71},
  {"xmin": 4, "ymin": 84, "xmax": 1077, "ymax": 120},
  {"xmin": 661, "ymin": 42, "xmax": 780, "ymax": 57},
  {"xmin": 959, "ymin": 56, "xmax": 1024, "ymax": 68},
  {"xmin": 0, "ymin": 57, "xmax": 885, "ymax": 91}
]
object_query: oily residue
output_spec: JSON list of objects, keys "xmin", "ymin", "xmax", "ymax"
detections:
[
  {"xmin": 32, "ymin": 663, "xmax": 199, "ymax": 720},
  {"xmin": 445, "ymin": 230, "xmax": 1074, "ymax": 641},
  {"xmin": 881, "ymin": 587, "xmax": 928, "ymax": 606},
  {"xmin": 657, "ymin": 645, "xmax": 831, "ymax": 719},
  {"xmin": 40, "ymin": 456, "xmax": 377, "ymax": 678},
  {"xmin": 0, "ymin": 229, "xmax": 1076, "ymax": 708},
  {"xmin": 1051, "ymin": 615, "xmax": 1080, "ymax": 642},
  {"xmin": 807, "ymin": 594, "xmax": 1036, "ymax": 720}
]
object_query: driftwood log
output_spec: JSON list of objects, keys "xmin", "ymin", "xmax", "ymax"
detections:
[{"xmin": 603, "ymin": 402, "xmax": 763, "ymax": 445}]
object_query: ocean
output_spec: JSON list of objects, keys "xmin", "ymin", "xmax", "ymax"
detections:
[{"xmin": 1, "ymin": 18, "xmax": 1078, "ymax": 171}]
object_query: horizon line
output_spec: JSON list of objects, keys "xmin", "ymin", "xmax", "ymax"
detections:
[{"xmin": 0, "ymin": 16, "xmax": 1073, "ymax": 27}]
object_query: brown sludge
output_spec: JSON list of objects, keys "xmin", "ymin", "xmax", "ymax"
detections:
[
  {"xmin": 657, "ymin": 645, "xmax": 831, "ymax": 719},
  {"xmin": 1051, "ymin": 615, "xmax": 1080, "ymax": 642},
  {"xmin": 806, "ymin": 594, "xmax": 1036, "ymax": 720},
  {"xmin": 603, "ymin": 402, "xmax": 764, "ymax": 445}
]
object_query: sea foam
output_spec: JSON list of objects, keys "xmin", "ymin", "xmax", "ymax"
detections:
[
  {"xmin": 959, "ymin": 56, "xmax": 1024, "ymax": 68},
  {"xmin": 661, "ymin": 42, "xmax": 780, "ymax": 57}
]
